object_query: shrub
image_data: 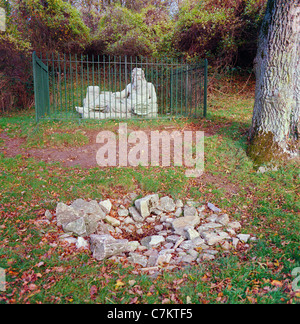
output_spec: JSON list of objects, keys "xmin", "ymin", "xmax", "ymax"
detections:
[
  {"xmin": 93, "ymin": 5, "xmax": 172, "ymax": 58},
  {"xmin": 0, "ymin": 34, "xmax": 33, "ymax": 112},
  {"xmin": 15, "ymin": 0, "xmax": 90, "ymax": 56},
  {"xmin": 171, "ymin": 0, "xmax": 267, "ymax": 68}
]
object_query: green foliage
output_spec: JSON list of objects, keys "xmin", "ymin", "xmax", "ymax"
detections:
[
  {"xmin": 93, "ymin": 5, "xmax": 172, "ymax": 57},
  {"xmin": 170, "ymin": 0, "xmax": 267, "ymax": 67},
  {"xmin": 15, "ymin": 0, "xmax": 90, "ymax": 54}
]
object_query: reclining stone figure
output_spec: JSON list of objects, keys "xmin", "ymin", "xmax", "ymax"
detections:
[{"xmin": 75, "ymin": 68, "xmax": 158, "ymax": 119}]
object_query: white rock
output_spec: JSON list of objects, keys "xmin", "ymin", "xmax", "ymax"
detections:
[
  {"xmin": 60, "ymin": 237, "xmax": 77, "ymax": 244},
  {"xmin": 216, "ymin": 214, "xmax": 230, "ymax": 225},
  {"xmin": 197, "ymin": 222, "xmax": 222, "ymax": 233},
  {"xmin": 123, "ymin": 216, "xmax": 134, "ymax": 225},
  {"xmin": 159, "ymin": 196, "xmax": 176, "ymax": 212},
  {"xmin": 184, "ymin": 206, "xmax": 198, "ymax": 217},
  {"xmin": 45, "ymin": 210, "xmax": 52, "ymax": 220},
  {"xmin": 201, "ymin": 232, "xmax": 224, "ymax": 246},
  {"xmin": 128, "ymin": 252, "xmax": 148, "ymax": 267},
  {"xmin": 141, "ymin": 235, "xmax": 165, "ymax": 248},
  {"xmin": 105, "ymin": 215, "xmax": 120, "ymax": 227},
  {"xmin": 174, "ymin": 207, "xmax": 183, "ymax": 217},
  {"xmin": 237, "ymin": 234, "xmax": 251, "ymax": 243},
  {"xmin": 135, "ymin": 197, "xmax": 150, "ymax": 218},
  {"xmin": 76, "ymin": 237, "xmax": 89, "ymax": 249},
  {"xmin": 99, "ymin": 199, "xmax": 112, "ymax": 214},
  {"xmin": 185, "ymin": 227, "xmax": 200, "ymax": 240},
  {"xmin": 175, "ymin": 199, "xmax": 184, "ymax": 208},
  {"xmin": 171, "ymin": 216, "xmax": 200, "ymax": 236},
  {"xmin": 206, "ymin": 214, "xmax": 218, "ymax": 222},
  {"xmin": 227, "ymin": 221, "xmax": 241, "ymax": 230},
  {"xmin": 118, "ymin": 208, "xmax": 129, "ymax": 217},
  {"xmin": 232, "ymin": 237, "xmax": 239, "ymax": 248}
]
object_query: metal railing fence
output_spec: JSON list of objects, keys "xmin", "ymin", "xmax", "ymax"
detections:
[{"xmin": 32, "ymin": 52, "xmax": 207, "ymax": 122}]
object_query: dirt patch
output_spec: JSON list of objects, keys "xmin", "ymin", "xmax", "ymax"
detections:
[{"xmin": 0, "ymin": 123, "xmax": 217, "ymax": 169}]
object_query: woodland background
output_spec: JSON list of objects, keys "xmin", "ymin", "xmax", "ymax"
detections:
[{"xmin": 0, "ymin": 0, "xmax": 267, "ymax": 112}]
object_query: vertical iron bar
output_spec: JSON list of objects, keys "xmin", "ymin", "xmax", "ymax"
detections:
[
  {"xmin": 204, "ymin": 59, "xmax": 208, "ymax": 118},
  {"xmin": 125, "ymin": 55, "xmax": 128, "ymax": 119},
  {"xmin": 92, "ymin": 54, "xmax": 95, "ymax": 119},
  {"xmin": 80, "ymin": 54, "xmax": 84, "ymax": 117},
  {"xmin": 87, "ymin": 54, "xmax": 90, "ymax": 119}
]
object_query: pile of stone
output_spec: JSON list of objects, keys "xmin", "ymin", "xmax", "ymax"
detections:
[{"xmin": 49, "ymin": 194, "xmax": 256, "ymax": 269}]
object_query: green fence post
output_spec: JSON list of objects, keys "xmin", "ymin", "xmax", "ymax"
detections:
[{"xmin": 32, "ymin": 52, "xmax": 39, "ymax": 122}]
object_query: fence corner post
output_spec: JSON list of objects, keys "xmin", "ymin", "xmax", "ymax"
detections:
[{"xmin": 32, "ymin": 51, "xmax": 39, "ymax": 123}]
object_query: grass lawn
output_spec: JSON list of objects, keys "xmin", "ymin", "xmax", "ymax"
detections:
[{"xmin": 0, "ymin": 84, "xmax": 299, "ymax": 304}]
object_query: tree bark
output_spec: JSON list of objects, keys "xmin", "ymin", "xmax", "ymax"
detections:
[{"xmin": 248, "ymin": 0, "xmax": 300, "ymax": 166}]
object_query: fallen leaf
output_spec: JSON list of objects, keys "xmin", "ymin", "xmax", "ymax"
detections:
[
  {"xmin": 271, "ymin": 280, "xmax": 283, "ymax": 287},
  {"xmin": 90, "ymin": 285, "xmax": 97, "ymax": 298},
  {"xmin": 115, "ymin": 279, "xmax": 125, "ymax": 290}
]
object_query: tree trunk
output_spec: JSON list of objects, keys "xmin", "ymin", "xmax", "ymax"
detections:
[{"xmin": 248, "ymin": 0, "xmax": 300, "ymax": 166}]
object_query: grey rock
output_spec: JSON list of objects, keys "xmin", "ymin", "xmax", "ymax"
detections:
[
  {"xmin": 72, "ymin": 199, "xmax": 105, "ymax": 219},
  {"xmin": 129, "ymin": 206, "xmax": 144, "ymax": 223},
  {"xmin": 201, "ymin": 253, "xmax": 215, "ymax": 261},
  {"xmin": 127, "ymin": 241, "xmax": 140, "ymax": 252},
  {"xmin": 90, "ymin": 234, "xmax": 128, "ymax": 261},
  {"xmin": 171, "ymin": 216, "xmax": 200, "ymax": 236},
  {"xmin": 181, "ymin": 254, "xmax": 197, "ymax": 263},
  {"xmin": 201, "ymin": 232, "xmax": 224, "ymax": 246},
  {"xmin": 206, "ymin": 214, "xmax": 218, "ymax": 222},
  {"xmin": 141, "ymin": 235, "xmax": 165, "ymax": 248},
  {"xmin": 159, "ymin": 196, "xmax": 176, "ymax": 212},
  {"xmin": 174, "ymin": 207, "xmax": 183, "ymax": 217},
  {"xmin": 179, "ymin": 240, "xmax": 194, "ymax": 250},
  {"xmin": 183, "ymin": 206, "xmax": 198, "ymax": 217},
  {"xmin": 118, "ymin": 208, "xmax": 129, "ymax": 217},
  {"xmin": 207, "ymin": 202, "xmax": 221, "ymax": 213},
  {"xmin": 56, "ymin": 202, "xmax": 80, "ymax": 226},
  {"xmin": 135, "ymin": 194, "xmax": 159, "ymax": 218},
  {"xmin": 166, "ymin": 235, "xmax": 182, "ymax": 243},
  {"xmin": 175, "ymin": 199, "xmax": 184, "ymax": 208},
  {"xmin": 146, "ymin": 249, "xmax": 159, "ymax": 267},
  {"xmin": 191, "ymin": 236, "xmax": 206, "ymax": 247},
  {"xmin": 62, "ymin": 217, "xmax": 87, "ymax": 236},
  {"xmin": 216, "ymin": 214, "xmax": 230, "ymax": 225},
  {"xmin": 197, "ymin": 222, "xmax": 222, "ymax": 233},
  {"xmin": 45, "ymin": 210, "xmax": 53, "ymax": 220},
  {"xmin": 84, "ymin": 213, "xmax": 103, "ymax": 235},
  {"xmin": 227, "ymin": 221, "xmax": 241, "ymax": 230},
  {"xmin": 155, "ymin": 249, "xmax": 173, "ymax": 265},
  {"xmin": 128, "ymin": 252, "xmax": 148, "ymax": 267}
]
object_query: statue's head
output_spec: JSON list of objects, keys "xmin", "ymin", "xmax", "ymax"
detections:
[{"xmin": 131, "ymin": 68, "xmax": 145, "ymax": 84}]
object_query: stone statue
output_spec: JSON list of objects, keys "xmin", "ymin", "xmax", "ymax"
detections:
[{"xmin": 75, "ymin": 68, "xmax": 158, "ymax": 119}]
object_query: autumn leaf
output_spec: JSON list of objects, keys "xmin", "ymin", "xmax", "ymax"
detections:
[
  {"xmin": 89, "ymin": 285, "xmax": 97, "ymax": 299},
  {"xmin": 115, "ymin": 279, "xmax": 125, "ymax": 290},
  {"xmin": 271, "ymin": 280, "xmax": 283, "ymax": 288}
]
